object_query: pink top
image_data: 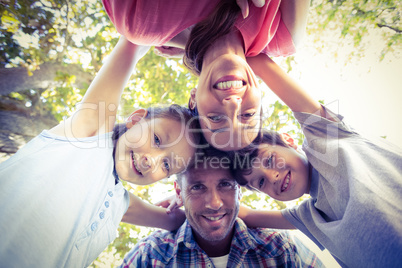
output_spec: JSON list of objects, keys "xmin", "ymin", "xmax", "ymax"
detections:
[{"xmin": 102, "ymin": 0, "xmax": 295, "ymax": 57}]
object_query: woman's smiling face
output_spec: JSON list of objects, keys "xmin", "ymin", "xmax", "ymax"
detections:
[{"xmin": 193, "ymin": 54, "xmax": 261, "ymax": 151}]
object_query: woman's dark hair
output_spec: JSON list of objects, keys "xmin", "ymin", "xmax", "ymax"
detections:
[
  {"xmin": 230, "ymin": 129, "xmax": 291, "ymax": 187},
  {"xmin": 112, "ymin": 104, "xmax": 202, "ymax": 149},
  {"xmin": 184, "ymin": 0, "xmax": 241, "ymax": 75}
]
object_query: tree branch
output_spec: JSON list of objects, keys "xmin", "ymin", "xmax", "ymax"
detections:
[
  {"xmin": 0, "ymin": 62, "xmax": 93, "ymax": 96},
  {"xmin": 376, "ymin": 23, "xmax": 402, "ymax": 33}
]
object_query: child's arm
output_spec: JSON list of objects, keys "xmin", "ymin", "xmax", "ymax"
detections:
[
  {"xmin": 239, "ymin": 205, "xmax": 295, "ymax": 229},
  {"xmin": 279, "ymin": 0, "xmax": 310, "ymax": 47},
  {"xmin": 122, "ymin": 192, "xmax": 186, "ymax": 231},
  {"xmin": 49, "ymin": 36, "xmax": 150, "ymax": 138},
  {"xmin": 247, "ymin": 54, "xmax": 336, "ymax": 121},
  {"xmin": 154, "ymin": 194, "xmax": 183, "ymax": 214}
]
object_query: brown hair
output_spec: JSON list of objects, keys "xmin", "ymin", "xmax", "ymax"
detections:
[
  {"xmin": 183, "ymin": 0, "xmax": 241, "ymax": 75},
  {"xmin": 176, "ymin": 147, "xmax": 232, "ymax": 187},
  {"xmin": 230, "ymin": 129, "xmax": 290, "ymax": 187},
  {"xmin": 112, "ymin": 104, "xmax": 202, "ymax": 151}
]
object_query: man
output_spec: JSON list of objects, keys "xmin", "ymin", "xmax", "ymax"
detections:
[{"xmin": 120, "ymin": 159, "xmax": 323, "ymax": 267}]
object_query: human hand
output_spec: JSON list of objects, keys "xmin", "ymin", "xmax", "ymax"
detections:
[
  {"xmin": 165, "ymin": 206, "xmax": 186, "ymax": 231},
  {"xmin": 236, "ymin": 0, "xmax": 266, "ymax": 19},
  {"xmin": 154, "ymin": 46, "xmax": 185, "ymax": 59},
  {"xmin": 155, "ymin": 194, "xmax": 183, "ymax": 214}
]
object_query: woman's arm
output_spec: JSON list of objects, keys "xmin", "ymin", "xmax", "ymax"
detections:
[
  {"xmin": 122, "ymin": 192, "xmax": 186, "ymax": 231},
  {"xmin": 239, "ymin": 205, "xmax": 295, "ymax": 229},
  {"xmin": 247, "ymin": 54, "xmax": 332, "ymax": 118},
  {"xmin": 49, "ymin": 37, "xmax": 150, "ymax": 138},
  {"xmin": 279, "ymin": 0, "xmax": 310, "ymax": 47}
]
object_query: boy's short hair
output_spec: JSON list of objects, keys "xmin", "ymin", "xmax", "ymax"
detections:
[{"xmin": 230, "ymin": 129, "xmax": 290, "ymax": 187}]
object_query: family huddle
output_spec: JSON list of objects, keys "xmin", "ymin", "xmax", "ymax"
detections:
[{"xmin": 0, "ymin": 0, "xmax": 401, "ymax": 267}]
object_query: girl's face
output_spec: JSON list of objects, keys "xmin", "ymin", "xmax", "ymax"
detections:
[
  {"xmin": 243, "ymin": 144, "xmax": 310, "ymax": 201},
  {"xmin": 193, "ymin": 54, "xmax": 261, "ymax": 151},
  {"xmin": 114, "ymin": 117, "xmax": 195, "ymax": 185}
]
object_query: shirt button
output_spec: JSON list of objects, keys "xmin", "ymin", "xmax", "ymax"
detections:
[
  {"xmin": 91, "ymin": 222, "xmax": 98, "ymax": 231},
  {"xmin": 105, "ymin": 201, "xmax": 110, "ymax": 208},
  {"xmin": 108, "ymin": 191, "xmax": 113, "ymax": 197},
  {"xmin": 99, "ymin": 211, "xmax": 105, "ymax": 219}
]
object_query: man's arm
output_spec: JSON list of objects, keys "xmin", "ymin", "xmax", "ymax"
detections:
[
  {"xmin": 122, "ymin": 192, "xmax": 186, "ymax": 231},
  {"xmin": 239, "ymin": 205, "xmax": 295, "ymax": 229}
]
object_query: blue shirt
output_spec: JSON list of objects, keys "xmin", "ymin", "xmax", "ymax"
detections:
[
  {"xmin": 120, "ymin": 218, "xmax": 323, "ymax": 267},
  {"xmin": 0, "ymin": 130, "xmax": 130, "ymax": 268}
]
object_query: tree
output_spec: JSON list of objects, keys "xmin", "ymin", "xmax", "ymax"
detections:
[
  {"xmin": 308, "ymin": 0, "xmax": 401, "ymax": 62},
  {"xmin": 0, "ymin": 0, "xmax": 198, "ymax": 160},
  {"xmin": 1, "ymin": 0, "xmax": 400, "ymax": 266}
]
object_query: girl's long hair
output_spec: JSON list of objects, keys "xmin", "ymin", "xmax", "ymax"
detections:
[
  {"xmin": 183, "ymin": 0, "xmax": 240, "ymax": 75},
  {"xmin": 112, "ymin": 104, "xmax": 201, "ymax": 144}
]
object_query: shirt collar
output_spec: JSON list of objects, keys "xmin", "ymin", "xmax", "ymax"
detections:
[
  {"xmin": 176, "ymin": 220, "xmax": 198, "ymax": 250},
  {"xmin": 176, "ymin": 218, "xmax": 282, "ymax": 259},
  {"xmin": 309, "ymin": 168, "xmax": 320, "ymax": 198},
  {"xmin": 231, "ymin": 218, "xmax": 259, "ymax": 251},
  {"xmin": 177, "ymin": 219, "xmax": 260, "ymax": 251}
]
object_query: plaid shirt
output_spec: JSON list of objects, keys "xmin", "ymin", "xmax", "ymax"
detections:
[{"xmin": 120, "ymin": 219, "xmax": 323, "ymax": 267}]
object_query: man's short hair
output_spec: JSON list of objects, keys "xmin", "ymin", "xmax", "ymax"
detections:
[{"xmin": 176, "ymin": 147, "xmax": 232, "ymax": 186}]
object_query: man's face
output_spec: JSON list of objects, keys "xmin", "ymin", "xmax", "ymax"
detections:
[{"xmin": 175, "ymin": 166, "xmax": 241, "ymax": 244}]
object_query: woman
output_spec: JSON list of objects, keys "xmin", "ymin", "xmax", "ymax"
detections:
[{"xmin": 102, "ymin": 0, "xmax": 309, "ymax": 151}]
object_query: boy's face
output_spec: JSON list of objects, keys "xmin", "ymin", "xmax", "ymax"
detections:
[{"xmin": 244, "ymin": 144, "xmax": 310, "ymax": 201}]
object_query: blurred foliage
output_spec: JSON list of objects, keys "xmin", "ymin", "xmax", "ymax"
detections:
[
  {"xmin": 1, "ymin": 0, "xmax": 400, "ymax": 266},
  {"xmin": 308, "ymin": 0, "xmax": 401, "ymax": 62}
]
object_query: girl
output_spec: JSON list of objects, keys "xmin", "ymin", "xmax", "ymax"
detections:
[
  {"xmin": 102, "ymin": 0, "xmax": 310, "ymax": 151},
  {"xmin": 233, "ymin": 54, "xmax": 402, "ymax": 268},
  {"xmin": 0, "ymin": 37, "xmax": 199, "ymax": 268}
]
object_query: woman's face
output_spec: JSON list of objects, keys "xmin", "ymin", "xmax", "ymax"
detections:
[{"xmin": 193, "ymin": 54, "xmax": 261, "ymax": 151}]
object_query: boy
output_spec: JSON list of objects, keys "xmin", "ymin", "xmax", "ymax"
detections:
[{"xmin": 234, "ymin": 54, "xmax": 402, "ymax": 268}]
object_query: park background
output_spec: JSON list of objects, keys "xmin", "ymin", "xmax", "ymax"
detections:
[{"xmin": 0, "ymin": 0, "xmax": 400, "ymax": 267}]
